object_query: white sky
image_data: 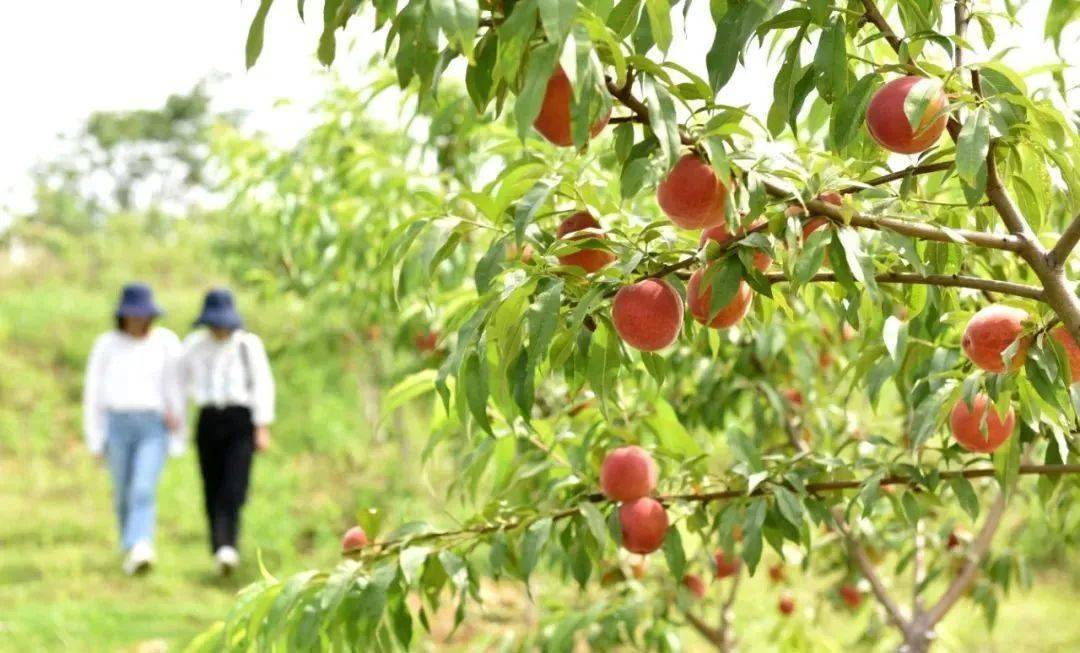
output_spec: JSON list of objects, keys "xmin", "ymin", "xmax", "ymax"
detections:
[{"xmin": 0, "ymin": 1, "xmax": 1074, "ymax": 219}]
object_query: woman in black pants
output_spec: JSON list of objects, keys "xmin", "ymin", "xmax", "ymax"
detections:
[{"xmin": 180, "ymin": 288, "xmax": 275, "ymax": 575}]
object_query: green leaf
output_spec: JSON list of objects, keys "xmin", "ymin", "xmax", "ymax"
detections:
[
  {"xmin": 515, "ymin": 43, "xmax": 562, "ymax": 139},
  {"xmin": 400, "ymin": 547, "xmax": 431, "ymax": 585},
  {"xmin": 950, "ymin": 476, "xmax": 980, "ymax": 520},
  {"xmin": 830, "ymin": 73, "xmax": 879, "ymax": 150},
  {"xmin": 644, "ymin": 76, "xmax": 680, "ymax": 169},
  {"xmin": 662, "ymin": 527, "xmax": 686, "ymax": 578},
  {"xmin": 528, "ymin": 280, "xmax": 564, "ymax": 365},
  {"xmin": 539, "ymin": 0, "xmax": 577, "ymax": 44},
  {"xmin": 580, "ymin": 503, "xmax": 609, "ymax": 545},
  {"xmin": 644, "ymin": 0, "xmax": 672, "ymax": 53},
  {"xmin": 495, "ymin": 0, "xmax": 539, "ymax": 83},
  {"xmin": 431, "ymin": 0, "xmax": 480, "ymax": 59},
  {"xmin": 956, "ymin": 107, "xmax": 990, "ymax": 186},
  {"xmin": 647, "ymin": 398, "xmax": 702, "ymax": 457},
  {"xmin": 520, "ymin": 517, "xmax": 553, "ymax": 579},
  {"xmin": 318, "ymin": 0, "xmax": 342, "ymax": 66},
  {"xmin": 902, "ymin": 77, "xmax": 944, "ymax": 136},
  {"xmin": 246, "ymin": 0, "xmax": 275, "ymax": 69},
  {"xmin": 773, "ymin": 486, "xmax": 804, "ymax": 527},
  {"xmin": 707, "ymin": 0, "xmax": 782, "ymax": 93},
  {"xmin": 742, "ymin": 498, "xmax": 767, "ymax": 573},
  {"xmin": 813, "ymin": 19, "xmax": 847, "ymax": 103},
  {"xmin": 381, "ymin": 370, "xmax": 438, "ymax": 423},
  {"xmin": 514, "ymin": 179, "xmax": 557, "ymax": 246}
]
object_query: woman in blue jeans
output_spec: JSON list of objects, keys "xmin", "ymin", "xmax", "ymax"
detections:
[{"xmin": 83, "ymin": 283, "xmax": 184, "ymax": 575}]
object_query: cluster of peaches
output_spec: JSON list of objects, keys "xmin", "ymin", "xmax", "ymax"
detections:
[{"xmin": 532, "ymin": 65, "xmax": 1080, "ymax": 456}]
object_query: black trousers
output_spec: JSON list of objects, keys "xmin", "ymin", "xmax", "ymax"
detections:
[{"xmin": 196, "ymin": 406, "xmax": 255, "ymax": 552}]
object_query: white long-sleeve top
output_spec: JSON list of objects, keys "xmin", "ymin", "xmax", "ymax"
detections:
[
  {"xmin": 83, "ymin": 328, "xmax": 184, "ymax": 454},
  {"xmin": 180, "ymin": 329, "xmax": 275, "ymax": 426}
]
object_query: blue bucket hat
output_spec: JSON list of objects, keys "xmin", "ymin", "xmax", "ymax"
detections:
[
  {"xmin": 115, "ymin": 283, "xmax": 163, "ymax": 319},
  {"xmin": 194, "ymin": 288, "xmax": 244, "ymax": 330}
]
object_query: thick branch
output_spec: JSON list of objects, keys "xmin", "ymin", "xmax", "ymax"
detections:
[
  {"xmin": 685, "ymin": 611, "xmax": 726, "ymax": 650},
  {"xmin": 765, "ymin": 271, "xmax": 1045, "ymax": 302},
  {"xmin": 922, "ymin": 493, "xmax": 1006, "ymax": 627},
  {"xmin": 765, "ymin": 181, "xmax": 1026, "ymax": 252},
  {"xmin": 1048, "ymin": 212, "xmax": 1080, "ymax": 269}
]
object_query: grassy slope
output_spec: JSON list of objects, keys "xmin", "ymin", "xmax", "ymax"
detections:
[{"xmin": 3, "ymin": 224, "xmax": 1080, "ymax": 652}]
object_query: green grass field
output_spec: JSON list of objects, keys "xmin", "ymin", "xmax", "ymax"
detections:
[{"xmin": 4, "ymin": 228, "xmax": 1080, "ymax": 652}]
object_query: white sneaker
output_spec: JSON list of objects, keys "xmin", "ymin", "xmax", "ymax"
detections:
[
  {"xmin": 123, "ymin": 541, "xmax": 155, "ymax": 576},
  {"xmin": 215, "ymin": 546, "xmax": 240, "ymax": 576}
]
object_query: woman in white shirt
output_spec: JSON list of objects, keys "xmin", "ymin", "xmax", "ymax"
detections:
[
  {"xmin": 180, "ymin": 288, "xmax": 275, "ymax": 575},
  {"xmin": 83, "ymin": 283, "xmax": 184, "ymax": 575}
]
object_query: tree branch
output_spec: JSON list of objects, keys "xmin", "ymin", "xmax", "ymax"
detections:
[
  {"xmin": 860, "ymin": 0, "xmax": 904, "ymax": 53},
  {"xmin": 685, "ymin": 610, "xmax": 727, "ymax": 650},
  {"xmin": 839, "ymin": 161, "xmax": 955, "ymax": 195},
  {"xmin": 1048, "ymin": 212, "xmax": 1080, "ymax": 269},
  {"xmin": 921, "ymin": 492, "xmax": 1006, "ymax": 628},
  {"xmin": 832, "ymin": 510, "xmax": 913, "ymax": 633},
  {"xmin": 764, "ymin": 181, "xmax": 1026, "ymax": 252},
  {"xmin": 765, "ymin": 271, "xmax": 1045, "ymax": 302}
]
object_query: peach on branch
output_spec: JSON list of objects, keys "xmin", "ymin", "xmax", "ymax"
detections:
[
  {"xmin": 713, "ymin": 550, "xmax": 741, "ymax": 579},
  {"xmin": 687, "ymin": 268, "xmax": 753, "ymax": 329},
  {"xmin": 533, "ymin": 67, "xmax": 610, "ymax": 147},
  {"xmin": 1050, "ymin": 325, "xmax": 1080, "ymax": 383},
  {"xmin": 949, "ymin": 393, "xmax": 1015, "ymax": 453},
  {"xmin": 839, "ymin": 584, "xmax": 863, "ymax": 609},
  {"xmin": 600, "ymin": 445, "xmax": 658, "ymax": 502},
  {"xmin": 657, "ymin": 153, "xmax": 729, "ymax": 230},
  {"xmin": 778, "ymin": 595, "xmax": 795, "ymax": 616},
  {"xmin": 682, "ymin": 573, "xmax": 707, "ymax": 598},
  {"xmin": 866, "ymin": 76, "xmax": 949, "ymax": 154},
  {"xmin": 962, "ymin": 305, "xmax": 1030, "ymax": 373},
  {"xmin": 341, "ymin": 526, "xmax": 368, "ymax": 552},
  {"xmin": 555, "ymin": 212, "xmax": 616, "ymax": 273},
  {"xmin": 612, "ymin": 278, "xmax": 684, "ymax": 351},
  {"xmin": 619, "ymin": 498, "xmax": 668, "ymax": 554}
]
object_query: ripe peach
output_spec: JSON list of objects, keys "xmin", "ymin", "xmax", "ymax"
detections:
[
  {"xmin": 656, "ymin": 153, "xmax": 729, "ymax": 230},
  {"xmin": 778, "ymin": 595, "xmax": 795, "ymax": 615},
  {"xmin": 341, "ymin": 526, "xmax": 368, "ymax": 552},
  {"xmin": 866, "ymin": 76, "xmax": 949, "ymax": 154},
  {"xmin": 949, "ymin": 393, "xmax": 1015, "ymax": 453},
  {"xmin": 699, "ymin": 220, "xmax": 772, "ymax": 271},
  {"xmin": 612, "ymin": 279, "xmax": 684, "ymax": 351},
  {"xmin": 962, "ymin": 305, "xmax": 1030, "ymax": 373},
  {"xmin": 683, "ymin": 573, "xmax": 707, "ymax": 598},
  {"xmin": 768, "ymin": 564, "xmax": 785, "ymax": 583},
  {"xmin": 600, "ymin": 445, "xmax": 658, "ymax": 502},
  {"xmin": 714, "ymin": 550, "xmax": 741, "ymax": 579},
  {"xmin": 783, "ymin": 389, "xmax": 804, "ymax": 407},
  {"xmin": 556, "ymin": 212, "xmax": 615, "ymax": 273},
  {"xmin": 840, "ymin": 584, "xmax": 863, "ymax": 609},
  {"xmin": 1050, "ymin": 325, "xmax": 1080, "ymax": 383},
  {"xmin": 414, "ymin": 330, "xmax": 439, "ymax": 352},
  {"xmin": 533, "ymin": 67, "xmax": 610, "ymax": 147},
  {"xmin": 619, "ymin": 498, "xmax": 668, "ymax": 554},
  {"xmin": 687, "ymin": 270, "xmax": 753, "ymax": 329}
]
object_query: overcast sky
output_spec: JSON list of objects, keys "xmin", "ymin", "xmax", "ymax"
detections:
[{"xmin": 0, "ymin": 1, "xmax": 1074, "ymax": 219}]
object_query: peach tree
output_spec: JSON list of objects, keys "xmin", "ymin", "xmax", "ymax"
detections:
[{"xmin": 192, "ymin": 1, "xmax": 1080, "ymax": 651}]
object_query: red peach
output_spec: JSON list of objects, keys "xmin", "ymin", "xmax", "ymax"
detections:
[
  {"xmin": 600, "ymin": 445, "xmax": 658, "ymax": 502},
  {"xmin": 962, "ymin": 305, "xmax": 1030, "ymax": 373},
  {"xmin": 656, "ymin": 154, "xmax": 729, "ymax": 230},
  {"xmin": 619, "ymin": 498, "xmax": 668, "ymax": 555},
  {"xmin": 556, "ymin": 212, "xmax": 615, "ymax": 273},
  {"xmin": 714, "ymin": 550, "xmax": 741, "ymax": 579},
  {"xmin": 687, "ymin": 270, "xmax": 753, "ymax": 329},
  {"xmin": 1051, "ymin": 325, "xmax": 1080, "ymax": 383},
  {"xmin": 949, "ymin": 393, "xmax": 1015, "ymax": 453},
  {"xmin": 341, "ymin": 526, "xmax": 368, "ymax": 552},
  {"xmin": 533, "ymin": 67, "xmax": 610, "ymax": 147},
  {"xmin": 612, "ymin": 279, "xmax": 684, "ymax": 351},
  {"xmin": 700, "ymin": 220, "xmax": 772, "ymax": 271},
  {"xmin": 866, "ymin": 76, "xmax": 949, "ymax": 154}
]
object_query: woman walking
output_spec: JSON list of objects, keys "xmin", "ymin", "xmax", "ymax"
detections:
[
  {"xmin": 181, "ymin": 288, "xmax": 275, "ymax": 575},
  {"xmin": 83, "ymin": 283, "xmax": 184, "ymax": 575}
]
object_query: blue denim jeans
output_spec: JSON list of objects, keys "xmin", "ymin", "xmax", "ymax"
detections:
[{"xmin": 105, "ymin": 411, "xmax": 168, "ymax": 551}]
